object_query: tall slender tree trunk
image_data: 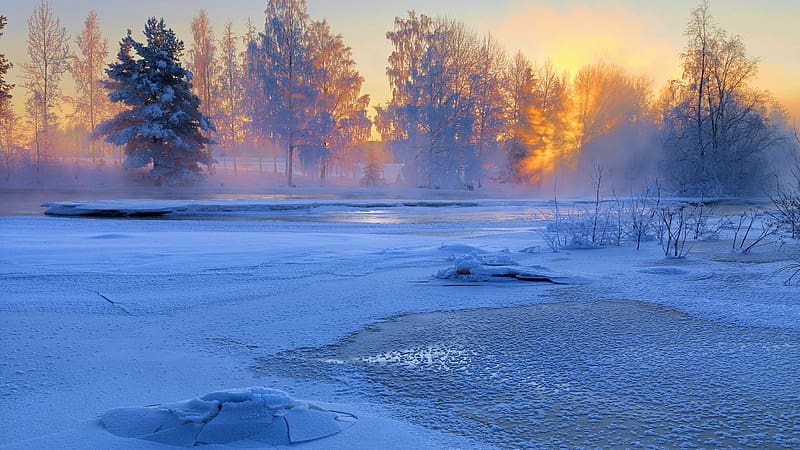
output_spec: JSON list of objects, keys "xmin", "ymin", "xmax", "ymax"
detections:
[
  {"xmin": 695, "ymin": 3, "xmax": 709, "ymax": 192},
  {"xmin": 273, "ymin": 143, "xmax": 278, "ymax": 173},
  {"xmin": 42, "ymin": 61, "xmax": 48, "ymax": 174},
  {"xmin": 258, "ymin": 142, "xmax": 263, "ymax": 176},
  {"xmin": 34, "ymin": 126, "xmax": 41, "ymax": 175},
  {"xmin": 287, "ymin": 144, "xmax": 294, "ymax": 187},
  {"xmin": 89, "ymin": 53, "xmax": 96, "ymax": 163},
  {"xmin": 232, "ymin": 143, "xmax": 237, "ymax": 175}
]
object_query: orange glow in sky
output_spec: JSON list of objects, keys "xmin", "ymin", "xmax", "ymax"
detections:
[{"xmin": 2, "ymin": 0, "xmax": 798, "ymax": 122}]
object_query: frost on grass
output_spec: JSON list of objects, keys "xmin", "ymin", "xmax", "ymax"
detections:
[{"xmin": 101, "ymin": 387, "xmax": 355, "ymax": 446}]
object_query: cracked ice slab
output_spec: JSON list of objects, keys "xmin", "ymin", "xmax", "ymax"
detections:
[{"xmin": 101, "ymin": 387, "xmax": 355, "ymax": 446}]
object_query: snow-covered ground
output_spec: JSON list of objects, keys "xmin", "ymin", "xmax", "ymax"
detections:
[{"xmin": 1, "ymin": 196, "xmax": 799, "ymax": 448}]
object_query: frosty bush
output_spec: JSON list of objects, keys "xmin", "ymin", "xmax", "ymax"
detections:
[
  {"xmin": 770, "ymin": 149, "xmax": 800, "ymax": 240},
  {"xmin": 771, "ymin": 188, "xmax": 800, "ymax": 240},
  {"xmin": 774, "ymin": 255, "xmax": 800, "ymax": 285},
  {"xmin": 627, "ymin": 186, "xmax": 659, "ymax": 250},
  {"xmin": 539, "ymin": 188, "xmax": 726, "ymax": 258},
  {"xmin": 541, "ymin": 186, "xmax": 662, "ymax": 252},
  {"xmin": 655, "ymin": 202, "xmax": 703, "ymax": 258}
]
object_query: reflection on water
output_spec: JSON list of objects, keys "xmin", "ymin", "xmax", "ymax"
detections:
[
  {"xmin": 256, "ymin": 301, "xmax": 800, "ymax": 449},
  {"xmin": 323, "ymin": 206, "xmax": 548, "ymax": 225}
]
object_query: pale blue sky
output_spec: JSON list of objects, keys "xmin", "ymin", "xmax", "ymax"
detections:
[{"xmin": 2, "ymin": 0, "xmax": 798, "ymax": 118}]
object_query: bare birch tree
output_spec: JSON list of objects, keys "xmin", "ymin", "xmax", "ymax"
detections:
[
  {"xmin": 305, "ymin": 19, "xmax": 370, "ymax": 180},
  {"xmin": 188, "ymin": 10, "xmax": 218, "ymax": 172},
  {"xmin": 660, "ymin": 0, "xmax": 785, "ymax": 194},
  {"xmin": 216, "ymin": 21, "xmax": 244, "ymax": 174},
  {"xmin": 249, "ymin": 0, "xmax": 312, "ymax": 187},
  {"xmin": 189, "ymin": 9, "xmax": 217, "ymax": 120},
  {"xmin": 502, "ymin": 51, "xmax": 534, "ymax": 182},
  {"xmin": 71, "ymin": 10, "xmax": 109, "ymax": 162},
  {"xmin": 24, "ymin": 0, "xmax": 70, "ymax": 172}
]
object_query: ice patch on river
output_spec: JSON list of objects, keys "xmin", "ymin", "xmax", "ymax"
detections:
[{"xmin": 255, "ymin": 300, "xmax": 800, "ymax": 449}]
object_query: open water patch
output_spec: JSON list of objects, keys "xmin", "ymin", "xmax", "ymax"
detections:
[{"xmin": 254, "ymin": 300, "xmax": 800, "ymax": 449}]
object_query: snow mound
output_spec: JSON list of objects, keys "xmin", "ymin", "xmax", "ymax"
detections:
[
  {"xmin": 101, "ymin": 387, "xmax": 356, "ymax": 447},
  {"xmin": 437, "ymin": 254, "xmax": 565, "ymax": 283}
]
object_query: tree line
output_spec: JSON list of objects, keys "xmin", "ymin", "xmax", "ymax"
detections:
[
  {"xmin": 0, "ymin": 0, "xmax": 796, "ymax": 193},
  {"xmin": 0, "ymin": 0, "xmax": 372, "ymax": 186}
]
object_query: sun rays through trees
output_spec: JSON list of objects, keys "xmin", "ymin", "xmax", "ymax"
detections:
[{"xmin": 0, "ymin": 1, "xmax": 796, "ymax": 193}]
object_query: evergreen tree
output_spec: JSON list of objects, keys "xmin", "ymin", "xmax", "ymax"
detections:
[
  {"xmin": 94, "ymin": 18, "xmax": 215, "ymax": 185},
  {"xmin": 0, "ymin": 16, "xmax": 12, "ymax": 103},
  {"xmin": 0, "ymin": 17, "xmax": 16, "ymax": 180}
]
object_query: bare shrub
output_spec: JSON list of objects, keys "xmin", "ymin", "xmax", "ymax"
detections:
[
  {"xmin": 731, "ymin": 209, "xmax": 779, "ymax": 253},
  {"xmin": 656, "ymin": 203, "xmax": 693, "ymax": 258},
  {"xmin": 772, "ymin": 254, "xmax": 800, "ymax": 285}
]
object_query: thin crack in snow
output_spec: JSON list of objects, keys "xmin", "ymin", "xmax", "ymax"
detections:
[{"xmin": 96, "ymin": 292, "xmax": 135, "ymax": 316}]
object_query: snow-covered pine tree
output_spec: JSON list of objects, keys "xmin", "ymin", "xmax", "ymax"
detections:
[
  {"xmin": 0, "ymin": 16, "xmax": 12, "ymax": 104},
  {"xmin": 94, "ymin": 18, "xmax": 215, "ymax": 185}
]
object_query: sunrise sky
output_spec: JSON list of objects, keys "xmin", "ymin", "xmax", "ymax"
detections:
[{"xmin": 2, "ymin": 0, "xmax": 799, "ymax": 121}]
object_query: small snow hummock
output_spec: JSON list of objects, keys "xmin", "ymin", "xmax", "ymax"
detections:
[
  {"xmin": 101, "ymin": 387, "xmax": 356, "ymax": 447},
  {"xmin": 437, "ymin": 254, "xmax": 562, "ymax": 283}
]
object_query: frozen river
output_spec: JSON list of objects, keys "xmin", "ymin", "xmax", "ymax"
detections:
[{"xmin": 1, "ymin": 193, "xmax": 798, "ymax": 448}]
